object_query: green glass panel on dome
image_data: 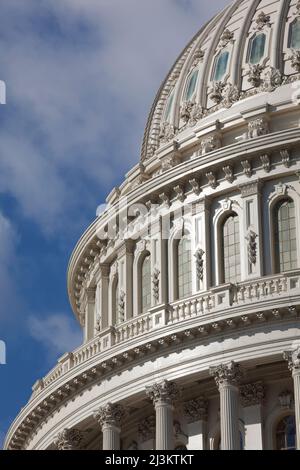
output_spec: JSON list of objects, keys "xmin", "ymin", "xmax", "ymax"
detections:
[
  {"xmin": 213, "ymin": 51, "xmax": 229, "ymax": 81},
  {"xmin": 290, "ymin": 20, "xmax": 300, "ymax": 49},
  {"xmin": 164, "ymin": 91, "xmax": 174, "ymax": 121},
  {"xmin": 185, "ymin": 69, "xmax": 199, "ymax": 100},
  {"xmin": 249, "ymin": 33, "xmax": 266, "ymax": 64}
]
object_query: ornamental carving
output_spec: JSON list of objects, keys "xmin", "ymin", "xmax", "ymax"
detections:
[
  {"xmin": 219, "ymin": 29, "xmax": 234, "ymax": 48},
  {"xmin": 191, "ymin": 47, "xmax": 205, "ymax": 67},
  {"xmin": 280, "ymin": 149, "xmax": 290, "ymax": 168},
  {"xmin": 200, "ymin": 134, "xmax": 221, "ymax": 155},
  {"xmin": 278, "ymin": 390, "xmax": 294, "ymax": 409},
  {"xmin": 255, "ymin": 11, "xmax": 271, "ymax": 30},
  {"xmin": 246, "ymin": 230, "xmax": 258, "ymax": 265},
  {"xmin": 118, "ymin": 290, "xmax": 126, "ymax": 322},
  {"xmin": 210, "ymin": 361, "xmax": 243, "ymax": 388},
  {"xmin": 189, "ymin": 178, "xmax": 201, "ymax": 195},
  {"xmin": 152, "ymin": 268, "xmax": 160, "ymax": 302},
  {"xmin": 194, "ymin": 248, "xmax": 205, "ymax": 281},
  {"xmin": 94, "ymin": 403, "xmax": 126, "ymax": 427},
  {"xmin": 223, "ymin": 165, "xmax": 234, "ymax": 183},
  {"xmin": 240, "ymin": 382, "xmax": 265, "ymax": 407},
  {"xmin": 174, "ymin": 185, "xmax": 185, "ymax": 203},
  {"xmin": 248, "ymin": 118, "xmax": 268, "ymax": 139},
  {"xmin": 283, "ymin": 347, "xmax": 300, "ymax": 371},
  {"xmin": 289, "ymin": 49, "xmax": 300, "ymax": 72},
  {"xmin": 247, "ymin": 64, "xmax": 264, "ymax": 88},
  {"xmin": 180, "ymin": 101, "xmax": 203, "ymax": 126},
  {"xmin": 161, "ymin": 154, "xmax": 181, "ymax": 172},
  {"xmin": 241, "ymin": 160, "xmax": 252, "ymax": 177},
  {"xmin": 261, "ymin": 67, "xmax": 282, "ymax": 92},
  {"xmin": 95, "ymin": 315, "xmax": 101, "ymax": 334},
  {"xmin": 146, "ymin": 380, "xmax": 180, "ymax": 405},
  {"xmin": 159, "ymin": 122, "xmax": 177, "ymax": 143},
  {"xmin": 206, "ymin": 171, "xmax": 217, "ymax": 189},
  {"xmin": 183, "ymin": 397, "xmax": 208, "ymax": 423},
  {"xmin": 138, "ymin": 415, "xmax": 155, "ymax": 442},
  {"xmin": 209, "ymin": 81, "xmax": 225, "ymax": 104},
  {"xmin": 223, "ymin": 83, "xmax": 240, "ymax": 108},
  {"xmin": 260, "ymin": 154, "xmax": 270, "ymax": 172},
  {"xmin": 54, "ymin": 428, "xmax": 83, "ymax": 450}
]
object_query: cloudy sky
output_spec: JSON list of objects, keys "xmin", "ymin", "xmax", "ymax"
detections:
[{"xmin": 0, "ymin": 0, "xmax": 229, "ymax": 446}]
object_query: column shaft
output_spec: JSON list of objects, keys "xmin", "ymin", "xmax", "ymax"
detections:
[
  {"xmin": 155, "ymin": 400, "xmax": 174, "ymax": 450},
  {"xmin": 102, "ymin": 424, "xmax": 121, "ymax": 450},
  {"xmin": 293, "ymin": 371, "xmax": 300, "ymax": 450},
  {"xmin": 220, "ymin": 383, "xmax": 240, "ymax": 450}
]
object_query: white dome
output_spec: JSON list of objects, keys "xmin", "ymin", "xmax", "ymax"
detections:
[{"xmin": 141, "ymin": 0, "xmax": 300, "ymax": 163}]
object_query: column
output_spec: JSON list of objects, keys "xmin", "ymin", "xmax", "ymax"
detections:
[
  {"xmin": 83, "ymin": 287, "xmax": 96, "ymax": 342},
  {"xmin": 240, "ymin": 381, "xmax": 265, "ymax": 450},
  {"xmin": 284, "ymin": 347, "xmax": 300, "ymax": 449},
  {"xmin": 54, "ymin": 428, "xmax": 83, "ymax": 450},
  {"xmin": 210, "ymin": 361, "xmax": 242, "ymax": 450},
  {"xmin": 146, "ymin": 380, "xmax": 179, "ymax": 450},
  {"xmin": 94, "ymin": 403, "xmax": 126, "ymax": 450},
  {"xmin": 118, "ymin": 241, "xmax": 134, "ymax": 321},
  {"xmin": 184, "ymin": 397, "xmax": 208, "ymax": 450}
]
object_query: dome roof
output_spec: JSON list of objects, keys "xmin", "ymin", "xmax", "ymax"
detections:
[{"xmin": 141, "ymin": 0, "xmax": 300, "ymax": 164}]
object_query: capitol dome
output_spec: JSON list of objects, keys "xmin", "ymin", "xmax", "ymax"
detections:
[{"xmin": 5, "ymin": 0, "xmax": 300, "ymax": 451}]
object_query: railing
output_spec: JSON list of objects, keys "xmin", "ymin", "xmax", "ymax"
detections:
[{"xmin": 31, "ymin": 270, "xmax": 300, "ymax": 398}]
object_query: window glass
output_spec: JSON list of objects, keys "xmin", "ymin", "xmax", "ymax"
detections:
[
  {"xmin": 165, "ymin": 91, "xmax": 174, "ymax": 121},
  {"xmin": 178, "ymin": 236, "xmax": 192, "ymax": 298},
  {"xmin": 213, "ymin": 51, "xmax": 229, "ymax": 81},
  {"xmin": 249, "ymin": 33, "xmax": 266, "ymax": 64},
  {"xmin": 185, "ymin": 69, "xmax": 199, "ymax": 101},
  {"xmin": 276, "ymin": 415, "xmax": 296, "ymax": 450},
  {"xmin": 114, "ymin": 278, "xmax": 120, "ymax": 323},
  {"xmin": 223, "ymin": 214, "xmax": 241, "ymax": 283},
  {"xmin": 290, "ymin": 20, "xmax": 300, "ymax": 49},
  {"xmin": 275, "ymin": 199, "xmax": 297, "ymax": 272}
]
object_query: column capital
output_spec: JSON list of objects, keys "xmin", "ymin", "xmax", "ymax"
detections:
[
  {"xmin": 146, "ymin": 380, "xmax": 180, "ymax": 405},
  {"xmin": 183, "ymin": 397, "xmax": 208, "ymax": 423},
  {"xmin": 99, "ymin": 263, "xmax": 110, "ymax": 278},
  {"xmin": 54, "ymin": 428, "xmax": 83, "ymax": 450},
  {"xmin": 210, "ymin": 361, "xmax": 242, "ymax": 389},
  {"xmin": 240, "ymin": 381, "xmax": 265, "ymax": 407},
  {"xmin": 93, "ymin": 403, "xmax": 126, "ymax": 428},
  {"xmin": 284, "ymin": 347, "xmax": 300, "ymax": 373}
]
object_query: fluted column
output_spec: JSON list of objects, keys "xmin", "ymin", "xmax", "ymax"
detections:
[
  {"xmin": 210, "ymin": 361, "xmax": 242, "ymax": 450},
  {"xmin": 146, "ymin": 380, "xmax": 179, "ymax": 450},
  {"xmin": 94, "ymin": 403, "xmax": 126, "ymax": 450},
  {"xmin": 284, "ymin": 347, "xmax": 300, "ymax": 449},
  {"xmin": 54, "ymin": 428, "xmax": 83, "ymax": 450}
]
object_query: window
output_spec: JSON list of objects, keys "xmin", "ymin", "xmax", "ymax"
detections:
[
  {"xmin": 141, "ymin": 255, "xmax": 151, "ymax": 313},
  {"xmin": 276, "ymin": 415, "xmax": 296, "ymax": 450},
  {"xmin": 222, "ymin": 213, "xmax": 241, "ymax": 283},
  {"xmin": 213, "ymin": 51, "xmax": 229, "ymax": 81},
  {"xmin": 274, "ymin": 199, "xmax": 297, "ymax": 272},
  {"xmin": 289, "ymin": 19, "xmax": 300, "ymax": 49},
  {"xmin": 164, "ymin": 91, "xmax": 174, "ymax": 121},
  {"xmin": 184, "ymin": 69, "xmax": 199, "ymax": 101},
  {"xmin": 177, "ymin": 235, "xmax": 192, "ymax": 299},
  {"xmin": 249, "ymin": 33, "xmax": 266, "ymax": 64}
]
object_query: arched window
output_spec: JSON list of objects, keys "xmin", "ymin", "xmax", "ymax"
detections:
[
  {"xmin": 289, "ymin": 19, "xmax": 300, "ymax": 49},
  {"xmin": 222, "ymin": 213, "xmax": 241, "ymax": 283},
  {"xmin": 141, "ymin": 254, "xmax": 151, "ymax": 313},
  {"xmin": 177, "ymin": 235, "xmax": 192, "ymax": 299},
  {"xmin": 249, "ymin": 33, "xmax": 266, "ymax": 64},
  {"xmin": 274, "ymin": 199, "xmax": 297, "ymax": 273},
  {"xmin": 164, "ymin": 91, "xmax": 174, "ymax": 121},
  {"xmin": 213, "ymin": 51, "xmax": 229, "ymax": 81},
  {"xmin": 184, "ymin": 69, "xmax": 199, "ymax": 101},
  {"xmin": 276, "ymin": 415, "xmax": 296, "ymax": 450}
]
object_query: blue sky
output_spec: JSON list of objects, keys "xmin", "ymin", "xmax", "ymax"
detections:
[{"xmin": 0, "ymin": 0, "xmax": 229, "ymax": 447}]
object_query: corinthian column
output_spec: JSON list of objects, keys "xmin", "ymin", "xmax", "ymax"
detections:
[
  {"xmin": 146, "ymin": 380, "xmax": 179, "ymax": 450},
  {"xmin": 284, "ymin": 347, "xmax": 300, "ymax": 449},
  {"xmin": 54, "ymin": 428, "xmax": 83, "ymax": 450},
  {"xmin": 94, "ymin": 403, "xmax": 126, "ymax": 450},
  {"xmin": 210, "ymin": 361, "xmax": 242, "ymax": 450}
]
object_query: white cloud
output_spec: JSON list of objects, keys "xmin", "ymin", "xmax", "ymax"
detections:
[
  {"xmin": 0, "ymin": 0, "xmax": 229, "ymax": 235},
  {"xmin": 28, "ymin": 313, "xmax": 82, "ymax": 360}
]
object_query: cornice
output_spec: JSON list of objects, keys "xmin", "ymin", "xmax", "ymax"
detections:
[{"xmin": 5, "ymin": 302, "xmax": 299, "ymax": 450}]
